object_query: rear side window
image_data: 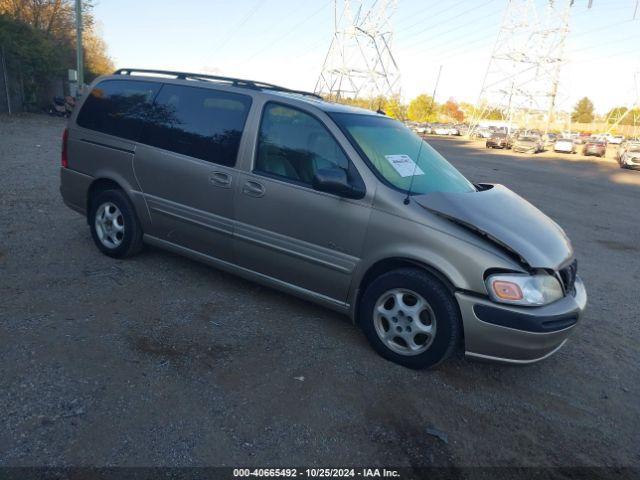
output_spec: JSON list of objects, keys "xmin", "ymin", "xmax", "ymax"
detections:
[
  {"xmin": 76, "ymin": 80, "xmax": 160, "ymax": 141},
  {"xmin": 144, "ymin": 84, "xmax": 252, "ymax": 166}
]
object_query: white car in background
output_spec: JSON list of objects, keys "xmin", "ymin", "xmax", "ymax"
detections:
[
  {"xmin": 554, "ymin": 138, "xmax": 576, "ymax": 154},
  {"xmin": 433, "ymin": 125, "xmax": 452, "ymax": 135},
  {"xmin": 619, "ymin": 143, "xmax": 640, "ymax": 169},
  {"xmin": 475, "ymin": 128, "xmax": 493, "ymax": 139},
  {"xmin": 607, "ymin": 134, "xmax": 624, "ymax": 145}
]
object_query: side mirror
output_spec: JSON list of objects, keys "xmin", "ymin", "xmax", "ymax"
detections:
[{"xmin": 312, "ymin": 168, "xmax": 364, "ymax": 199}]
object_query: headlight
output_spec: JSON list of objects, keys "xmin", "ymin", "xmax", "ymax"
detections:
[{"xmin": 486, "ymin": 273, "xmax": 564, "ymax": 306}]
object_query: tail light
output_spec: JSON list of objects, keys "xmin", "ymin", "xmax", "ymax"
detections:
[{"xmin": 61, "ymin": 127, "xmax": 69, "ymax": 168}]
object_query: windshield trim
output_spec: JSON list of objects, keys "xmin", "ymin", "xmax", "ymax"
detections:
[{"xmin": 329, "ymin": 112, "xmax": 476, "ymax": 196}]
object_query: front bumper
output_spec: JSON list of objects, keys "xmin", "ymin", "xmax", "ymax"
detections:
[
  {"xmin": 456, "ymin": 276, "xmax": 587, "ymax": 364},
  {"xmin": 623, "ymin": 157, "xmax": 640, "ymax": 168}
]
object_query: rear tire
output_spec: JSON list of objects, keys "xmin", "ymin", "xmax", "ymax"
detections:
[
  {"xmin": 89, "ymin": 189, "xmax": 143, "ymax": 259},
  {"xmin": 358, "ymin": 268, "xmax": 461, "ymax": 369}
]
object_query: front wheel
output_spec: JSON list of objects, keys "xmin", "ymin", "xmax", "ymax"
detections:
[{"xmin": 358, "ymin": 268, "xmax": 462, "ymax": 369}]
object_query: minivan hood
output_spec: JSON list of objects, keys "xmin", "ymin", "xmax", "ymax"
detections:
[{"xmin": 414, "ymin": 184, "xmax": 573, "ymax": 270}]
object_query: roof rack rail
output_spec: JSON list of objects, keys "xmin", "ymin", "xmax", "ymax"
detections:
[{"xmin": 113, "ymin": 68, "xmax": 323, "ymax": 100}]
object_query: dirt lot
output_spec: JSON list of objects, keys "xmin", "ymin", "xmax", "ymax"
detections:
[{"xmin": 1, "ymin": 114, "xmax": 639, "ymax": 469}]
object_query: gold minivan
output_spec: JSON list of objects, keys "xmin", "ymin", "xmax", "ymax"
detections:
[{"xmin": 60, "ymin": 69, "xmax": 586, "ymax": 369}]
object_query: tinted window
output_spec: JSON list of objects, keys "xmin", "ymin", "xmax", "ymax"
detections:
[
  {"xmin": 76, "ymin": 80, "xmax": 160, "ymax": 141},
  {"xmin": 255, "ymin": 103, "xmax": 351, "ymax": 185},
  {"xmin": 144, "ymin": 84, "xmax": 251, "ymax": 166}
]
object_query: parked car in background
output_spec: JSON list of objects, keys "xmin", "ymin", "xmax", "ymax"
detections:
[
  {"xmin": 616, "ymin": 140, "xmax": 639, "ymax": 161},
  {"xmin": 454, "ymin": 124, "xmax": 469, "ymax": 136},
  {"xmin": 607, "ymin": 134, "xmax": 624, "ymax": 145},
  {"xmin": 543, "ymin": 133, "xmax": 557, "ymax": 146},
  {"xmin": 475, "ymin": 128, "xmax": 493, "ymax": 139},
  {"xmin": 619, "ymin": 143, "xmax": 640, "ymax": 169},
  {"xmin": 416, "ymin": 124, "xmax": 432, "ymax": 135},
  {"xmin": 433, "ymin": 124, "xmax": 458, "ymax": 136},
  {"xmin": 513, "ymin": 135, "xmax": 544, "ymax": 154},
  {"xmin": 572, "ymin": 133, "xmax": 588, "ymax": 145},
  {"xmin": 554, "ymin": 138, "xmax": 576, "ymax": 154},
  {"xmin": 583, "ymin": 140, "xmax": 607, "ymax": 157},
  {"xmin": 486, "ymin": 132, "xmax": 512, "ymax": 149}
]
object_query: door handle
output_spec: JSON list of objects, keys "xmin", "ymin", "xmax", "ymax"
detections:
[
  {"xmin": 210, "ymin": 171, "xmax": 232, "ymax": 188},
  {"xmin": 242, "ymin": 180, "xmax": 265, "ymax": 198}
]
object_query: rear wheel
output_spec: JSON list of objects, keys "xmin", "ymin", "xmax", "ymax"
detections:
[
  {"xmin": 89, "ymin": 189, "xmax": 143, "ymax": 259},
  {"xmin": 359, "ymin": 268, "xmax": 461, "ymax": 369}
]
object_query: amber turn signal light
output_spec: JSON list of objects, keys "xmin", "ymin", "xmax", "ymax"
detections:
[{"xmin": 492, "ymin": 280, "xmax": 524, "ymax": 301}]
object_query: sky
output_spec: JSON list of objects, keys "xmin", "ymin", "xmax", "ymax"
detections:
[{"xmin": 93, "ymin": 0, "xmax": 640, "ymax": 114}]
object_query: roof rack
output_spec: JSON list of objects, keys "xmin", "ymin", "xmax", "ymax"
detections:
[{"xmin": 113, "ymin": 68, "xmax": 323, "ymax": 100}]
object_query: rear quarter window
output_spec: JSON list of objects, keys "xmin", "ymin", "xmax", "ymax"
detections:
[{"xmin": 76, "ymin": 79, "xmax": 160, "ymax": 141}]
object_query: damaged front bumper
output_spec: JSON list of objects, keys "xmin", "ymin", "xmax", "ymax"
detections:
[{"xmin": 456, "ymin": 276, "xmax": 587, "ymax": 364}]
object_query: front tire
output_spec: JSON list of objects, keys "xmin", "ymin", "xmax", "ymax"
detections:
[
  {"xmin": 89, "ymin": 189, "xmax": 143, "ymax": 259},
  {"xmin": 358, "ymin": 268, "xmax": 461, "ymax": 369}
]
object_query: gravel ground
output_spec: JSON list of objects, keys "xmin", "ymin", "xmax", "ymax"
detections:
[{"xmin": 0, "ymin": 114, "xmax": 639, "ymax": 469}]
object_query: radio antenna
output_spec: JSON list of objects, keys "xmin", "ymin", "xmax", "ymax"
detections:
[{"xmin": 403, "ymin": 134, "xmax": 425, "ymax": 205}]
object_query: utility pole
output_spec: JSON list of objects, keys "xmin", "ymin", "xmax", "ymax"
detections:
[
  {"xmin": 1, "ymin": 45, "xmax": 11, "ymax": 114},
  {"xmin": 75, "ymin": 0, "xmax": 84, "ymax": 94},
  {"xmin": 429, "ymin": 65, "xmax": 442, "ymax": 120}
]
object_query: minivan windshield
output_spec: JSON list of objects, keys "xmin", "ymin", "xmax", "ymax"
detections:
[{"xmin": 331, "ymin": 113, "xmax": 475, "ymax": 195}]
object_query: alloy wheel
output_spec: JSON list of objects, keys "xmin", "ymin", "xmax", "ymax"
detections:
[{"xmin": 373, "ymin": 288, "xmax": 437, "ymax": 356}]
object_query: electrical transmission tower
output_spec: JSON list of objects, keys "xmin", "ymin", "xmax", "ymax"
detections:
[
  {"xmin": 469, "ymin": 0, "xmax": 573, "ymax": 135},
  {"xmin": 605, "ymin": 70, "xmax": 640, "ymax": 135},
  {"xmin": 315, "ymin": 0, "xmax": 401, "ymax": 101}
]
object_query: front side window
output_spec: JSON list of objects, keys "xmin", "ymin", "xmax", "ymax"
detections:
[
  {"xmin": 255, "ymin": 103, "xmax": 352, "ymax": 185},
  {"xmin": 76, "ymin": 80, "xmax": 160, "ymax": 141},
  {"xmin": 144, "ymin": 84, "xmax": 252, "ymax": 166},
  {"xmin": 331, "ymin": 113, "xmax": 475, "ymax": 195}
]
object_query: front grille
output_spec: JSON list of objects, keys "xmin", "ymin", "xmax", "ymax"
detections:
[{"xmin": 559, "ymin": 259, "xmax": 578, "ymax": 294}]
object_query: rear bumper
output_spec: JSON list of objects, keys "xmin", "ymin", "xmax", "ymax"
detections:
[
  {"xmin": 456, "ymin": 276, "xmax": 587, "ymax": 364},
  {"xmin": 60, "ymin": 167, "xmax": 93, "ymax": 216}
]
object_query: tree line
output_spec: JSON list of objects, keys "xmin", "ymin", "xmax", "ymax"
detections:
[
  {"xmin": 329, "ymin": 94, "xmax": 470, "ymax": 123},
  {"xmin": 568, "ymin": 97, "xmax": 638, "ymax": 126},
  {"xmin": 0, "ymin": 0, "xmax": 112, "ymax": 108},
  {"xmin": 332, "ymin": 94, "xmax": 638, "ymax": 127}
]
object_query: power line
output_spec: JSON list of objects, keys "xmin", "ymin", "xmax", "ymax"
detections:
[
  {"xmin": 565, "ymin": 32, "xmax": 640, "ymax": 55},
  {"xmin": 409, "ymin": 2, "xmax": 637, "ymax": 70},
  {"xmin": 396, "ymin": 0, "xmax": 498, "ymax": 45},
  {"xmin": 235, "ymin": 1, "xmax": 331, "ymax": 67},
  {"xmin": 216, "ymin": 0, "xmax": 268, "ymax": 51},
  {"xmin": 395, "ymin": 0, "xmax": 475, "ymax": 33},
  {"xmin": 402, "ymin": 4, "xmax": 505, "ymax": 52}
]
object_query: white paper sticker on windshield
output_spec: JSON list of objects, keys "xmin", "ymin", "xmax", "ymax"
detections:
[{"xmin": 384, "ymin": 154, "xmax": 425, "ymax": 178}]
